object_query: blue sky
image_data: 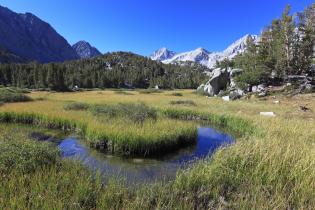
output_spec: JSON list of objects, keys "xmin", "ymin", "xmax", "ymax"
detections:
[{"xmin": 0, "ymin": 0, "xmax": 313, "ymax": 55}]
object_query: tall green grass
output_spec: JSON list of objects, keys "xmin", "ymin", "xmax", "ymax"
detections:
[
  {"xmin": 90, "ymin": 103, "xmax": 157, "ymax": 124},
  {"xmin": 161, "ymin": 108, "xmax": 257, "ymax": 136},
  {"xmin": 0, "ymin": 111, "xmax": 197, "ymax": 156},
  {"xmin": 169, "ymin": 92, "xmax": 183, "ymax": 97},
  {"xmin": 0, "ymin": 139, "xmax": 59, "ymax": 175},
  {"xmin": 0, "ymin": 112, "xmax": 79, "ymax": 131},
  {"xmin": 173, "ymin": 120, "xmax": 315, "ymax": 209}
]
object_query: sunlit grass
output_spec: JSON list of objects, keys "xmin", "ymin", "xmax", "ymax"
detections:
[{"xmin": 0, "ymin": 90, "xmax": 315, "ymax": 208}]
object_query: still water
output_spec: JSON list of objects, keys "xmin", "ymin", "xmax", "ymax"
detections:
[{"xmin": 59, "ymin": 127, "xmax": 234, "ymax": 184}]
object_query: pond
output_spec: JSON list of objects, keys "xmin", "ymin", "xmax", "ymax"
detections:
[{"xmin": 58, "ymin": 127, "xmax": 234, "ymax": 184}]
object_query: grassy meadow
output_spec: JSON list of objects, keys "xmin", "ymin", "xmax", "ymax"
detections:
[{"xmin": 0, "ymin": 89, "xmax": 315, "ymax": 209}]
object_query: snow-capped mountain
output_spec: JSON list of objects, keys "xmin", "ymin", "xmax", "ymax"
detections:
[
  {"xmin": 223, "ymin": 34, "xmax": 259, "ymax": 58},
  {"xmin": 164, "ymin": 47, "xmax": 211, "ymax": 67},
  {"xmin": 72, "ymin": 41, "xmax": 102, "ymax": 59},
  {"xmin": 150, "ymin": 47, "xmax": 176, "ymax": 61},
  {"xmin": 151, "ymin": 34, "xmax": 259, "ymax": 68}
]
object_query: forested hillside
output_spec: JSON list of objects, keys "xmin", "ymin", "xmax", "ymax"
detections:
[{"xmin": 0, "ymin": 52, "xmax": 208, "ymax": 90}]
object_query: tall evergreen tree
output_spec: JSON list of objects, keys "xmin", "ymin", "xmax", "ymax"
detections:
[
  {"xmin": 294, "ymin": 3, "xmax": 315, "ymax": 74},
  {"xmin": 234, "ymin": 36, "xmax": 265, "ymax": 89},
  {"xmin": 280, "ymin": 5, "xmax": 295, "ymax": 75}
]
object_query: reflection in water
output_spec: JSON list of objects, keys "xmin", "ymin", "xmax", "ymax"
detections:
[{"xmin": 59, "ymin": 127, "xmax": 234, "ymax": 184}]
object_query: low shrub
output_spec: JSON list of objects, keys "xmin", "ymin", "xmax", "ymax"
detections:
[
  {"xmin": 64, "ymin": 102, "xmax": 90, "ymax": 111},
  {"xmin": 36, "ymin": 97, "xmax": 47, "ymax": 101},
  {"xmin": 0, "ymin": 88, "xmax": 32, "ymax": 103},
  {"xmin": 3, "ymin": 87, "xmax": 31, "ymax": 94},
  {"xmin": 170, "ymin": 92, "xmax": 183, "ymax": 97},
  {"xmin": 138, "ymin": 89, "xmax": 163, "ymax": 94},
  {"xmin": 170, "ymin": 100, "xmax": 197, "ymax": 106}
]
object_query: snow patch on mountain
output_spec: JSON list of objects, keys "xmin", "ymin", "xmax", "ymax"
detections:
[
  {"xmin": 150, "ymin": 47, "xmax": 176, "ymax": 61},
  {"xmin": 151, "ymin": 34, "xmax": 259, "ymax": 69},
  {"xmin": 223, "ymin": 34, "xmax": 259, "ymax": 58},
  {"xmin": 164, "ymin": 47, "xmax": 211, "ymax": 66}
]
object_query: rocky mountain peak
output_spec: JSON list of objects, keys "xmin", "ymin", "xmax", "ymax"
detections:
[
  {"xmin": 151, "ymin": 34, "xmax": 258, "ymax": 69},
  {"xmin": 150, "ymin": 47, "xmax": 176, "ymax": 61},
  {"xmin": 72, "ymin": 41, "xmax": 102, "ymax": 59}
]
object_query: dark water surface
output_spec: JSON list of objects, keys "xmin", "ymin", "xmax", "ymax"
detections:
[{"xmin": 59, "ymin": 127, "xmax": 234, "ymax": 184}]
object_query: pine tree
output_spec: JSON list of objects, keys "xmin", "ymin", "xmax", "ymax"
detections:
[
  {"xmin": 294, "ymin": 3, "xmax": 315, "ymax": 74},
  {"xmin": 280, "ymin": 5, "xmax": 295, "ymax": 75},
  {"xmin": 234, "ymin": 36, "xmax": 265, "ymax": 89}
]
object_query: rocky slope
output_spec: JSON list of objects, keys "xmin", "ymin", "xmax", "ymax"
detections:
[{"xmin": 0, "ymin": 5, "xmax": 78, "ymax": 63}]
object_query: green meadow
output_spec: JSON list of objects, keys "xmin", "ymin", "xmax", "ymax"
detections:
[{"xmin": 0, "ymin": 89, "xmax": 315, "ymax": 209}]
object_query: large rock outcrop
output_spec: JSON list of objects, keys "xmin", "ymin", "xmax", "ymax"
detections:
[
  {"xmin": 198, "ymin": 68, "xmax": 246, "ymax": 99},
  {"xmin": 203, "ymin": 68, "xmax": 229, "ymax": 96}
]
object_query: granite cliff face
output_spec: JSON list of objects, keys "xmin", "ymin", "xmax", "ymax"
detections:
[{"xmin": 0, "ymin": 5, "xmax": 78, "ymax": 63}]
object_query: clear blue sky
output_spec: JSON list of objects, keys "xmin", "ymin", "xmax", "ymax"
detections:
[{"xmin": 0, "ymin": 0, "xmax": 313, "ymax": 55}]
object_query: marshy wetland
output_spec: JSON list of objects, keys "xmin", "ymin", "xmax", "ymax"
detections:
[{"xmin": 0, "ymin": 89, "xmax": 315, "ymax": 209}]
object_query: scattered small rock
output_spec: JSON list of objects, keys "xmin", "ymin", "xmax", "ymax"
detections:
[
  {"xmin": 260, "ymin": 112, "xmax": 276, "ymax": 117},
  {"xmin": 273, "ymin": 100, "xmax": 280, "ymax": 104},
  {"xmin": 72, "ymin": 85, "xmax": 80, "ymax": 91},
  {"xmin": 222, "ymin": 96, "xmax": 230, "ymax": 101},
  {"xmin": 229, "ymin": 89, "xmax": 244, "ymax": 100},
  {"xmin": 258, "ymin": 92, "xmax": 267, "ymax": 97}
]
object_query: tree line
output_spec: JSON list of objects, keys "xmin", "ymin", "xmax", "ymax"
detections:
[
  {"xmin": 218, "ymin": 3, "xmax": 314, "ymax": 88},
  {"xmin": 0, "ymin": 52, "xmax": 208, "ymax": 90}
]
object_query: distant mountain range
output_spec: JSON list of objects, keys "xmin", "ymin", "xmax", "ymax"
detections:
[
  {"xmin": 0, "ymin": 5, "xmax": 101, "ymax": 63},
  {"xmin": 0, "ymin": 4, "xmax": 257, "ymax": 66},
  {"xmin": 150, "ymin": 34, "xmax": 259, "ymax": 68}
]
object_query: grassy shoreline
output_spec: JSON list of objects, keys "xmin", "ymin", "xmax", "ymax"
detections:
[{"xmin": 0, "ymin": 106, "xmax": 254, "ymax": 156}]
